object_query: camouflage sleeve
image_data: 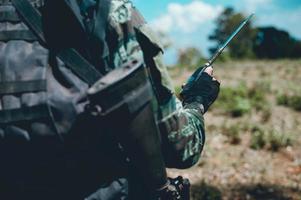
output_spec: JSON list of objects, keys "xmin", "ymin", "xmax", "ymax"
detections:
[
  {"xmin": 108, "ymin": 0, "xmax": 206, "ymax": 169},
  {"xmin": 158, "ymin": 95, "xmax": 205, "ymax": 169},
  {"xmin": 135, "ymin": 21, "xmax": 206, "ymax": 169}
]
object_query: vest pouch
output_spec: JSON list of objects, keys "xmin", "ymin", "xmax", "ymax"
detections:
[{"xmin": 88, "ymin": 59, "xmax": 168, "ymax": 195}]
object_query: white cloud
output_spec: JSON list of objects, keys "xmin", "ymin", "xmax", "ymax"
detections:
[
  {"xmin": 242, "ymin": 0, "xmax": 273, "ymax": 13},
  {"xmin": 151, "ymin": 1, "xmax": 223, "ymax": 33}
]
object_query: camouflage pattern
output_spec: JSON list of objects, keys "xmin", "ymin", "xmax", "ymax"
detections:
[{"xmin": 108, "ymin": 0, "xmax": 205, "ymax": 168}]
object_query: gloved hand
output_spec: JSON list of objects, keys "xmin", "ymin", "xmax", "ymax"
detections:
[
  {"xmin": 180, "ymin": 66, "xmax": 220, "ymax": 113},
  {"xmin": 156, "ymin": 176, "xmax": 190, "ymax": 200}
]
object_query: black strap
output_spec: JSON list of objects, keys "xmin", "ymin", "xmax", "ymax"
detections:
[
  {"xmin": 11, "ymin": 0, "xmax": 102, "ymax": 85},
  {"xmin": 0, "ymin": 0, "xmax": 45, "ymax": 7},
  {"xmin": 0, "ymin": 80, "xmax": 46, "ymax": 94},
  {"xmin": 0, "ymin": 0, "xmax": 12, "ymax": 4},
  {"xmin": 0, "ymin": 30, "xmax": 37, "ymax": 41},
  {"xmin": 0, "ymin": 10, "xmax": 20, "ymax": 22},
  {"xmin": 0, "ymin": 105, "xmax": 49, "ymax": 123}
]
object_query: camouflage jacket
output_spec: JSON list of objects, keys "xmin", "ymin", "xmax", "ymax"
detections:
[{"xmin": 107, "ymin": 0, "xmax": 205, "ymax": 168}]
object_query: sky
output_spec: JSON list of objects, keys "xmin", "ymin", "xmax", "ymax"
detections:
[{"xmin": 132, "ymin": 0, "xmax": 301, "ymax": 64}]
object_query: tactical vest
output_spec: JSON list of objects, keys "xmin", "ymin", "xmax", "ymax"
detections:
[{"xmin": 0, "ymin": 1, "xmax": 129, "ymax": 199}]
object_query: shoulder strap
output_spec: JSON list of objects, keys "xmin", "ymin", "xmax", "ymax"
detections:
[{"xmin": 11, "ymin": 0, "xmax": 102, "ymax": 85}]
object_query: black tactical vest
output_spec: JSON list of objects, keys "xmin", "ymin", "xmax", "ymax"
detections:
[{"xmin": 0, "ymin": 1, "xmax": 129, "ymax": 199}]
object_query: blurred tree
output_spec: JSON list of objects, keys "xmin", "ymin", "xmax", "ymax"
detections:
[
  {"xmin": 177, "ymin": 47, "xmax": 205, "ymax": 69},
  {"xmin": 209, "ymin": 7, "xmax": 257, "ymax": 59},
  {"xmin": 254, "ymin": 27, "xmax": 301, "ymax": 59},
  {"xmin": 292, "ymin": 42, "xmax": 301, "ymax": 58}
]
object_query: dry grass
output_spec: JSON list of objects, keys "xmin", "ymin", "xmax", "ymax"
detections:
[{"xmin": 167, "ymin": 59, "xmax": 301, "ymax": 199}]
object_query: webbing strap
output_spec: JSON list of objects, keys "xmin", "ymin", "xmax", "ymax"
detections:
[
  {"xmin": 0, "ymin": 105, "xmax": 49, "ymax": 123},
  {"xmin": 0, "ymin": 80, "xmax": 46, "ymax": 94},
  {"xmin": 0, "ymin": 10, "xmax": 20, "ymax": 22},
  {"xmin": 11, "ymin": 0, "xmax": 102, "ymax": 85},
  {"xmin": 0, "ymin": 0, "xmax": 45, "ymax": 7},
  {"xmin": 0, "ymin": 30, "xmax": 37, "ymax": 41},
  {"xmin": 11, "ymin": 0, "xmax": 45, "ymax": 43}
]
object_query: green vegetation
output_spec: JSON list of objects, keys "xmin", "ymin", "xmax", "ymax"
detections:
[
  {"xmin": 250, "ymin": 125, "xmax": 294, "ymax": 151},
  {"xmin": 267, "ymin": 130, "xmax": 294, "ymax": 151},
  {"xmin": 221, "ymin": 124, "xmax": 241, "ymax": 144},
  {"xmin": 277, "ymin": 93, "xmax": 301, "ymax": 111},
  {"xmin": 209, "ymin": 7, "xmax": 301, "ymax": 59},
  {"xmin": 209, "ymin": 7, "xmax": 256, "ymax": 59},
  {"xmin": 215, "ymin": 82, "xmax": 268, "ymax": 117},
  {"xmin": 169, "ymin": 60, "xmax": 301, "ymax": 200},
  {"xmin": 250, "ymin": 125, "xmax": 266, "ymax": 150}
]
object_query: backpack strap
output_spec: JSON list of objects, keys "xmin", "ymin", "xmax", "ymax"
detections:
[
  {"xmin": 0, "ymin": 10, "xmax": 20, "ymax": 22},
  {"xmin": 0, "ymin": 80, "xmax": 46, "ymax": 95},
  {"xmin": 11, "ymin": 0, "xmax": 102, "ymax": 85},
  {"xmin": 0, "ymin": 30, "xmax": 38, "ymax": 41},
  {"xmin": 0, "ymin": 105, "xmax": 49, "ymax": 124}
]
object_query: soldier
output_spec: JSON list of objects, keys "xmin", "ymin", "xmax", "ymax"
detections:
[{"xmin": 0, "ymin": 0, "xmax": 220, "ymax": 199}]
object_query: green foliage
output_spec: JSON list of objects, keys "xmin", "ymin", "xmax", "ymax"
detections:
[
  {"xmin": 248, "ymin": 83, "xmax": 269, "ymax": 111},
  {"xmin": 276, "ymin": 93, "xmax": 289, "ymax": 106},
  {"xmin": 221, "ymin": 124, "xmax": 241, "ymax": 144},
  {"xmin": 254, "ymin": 27, "xmax": 301, "ymax": 59},
  {"xmin": 261, "ymin": 105, "xmax": 272, "ymax": 122},
  {"xmin": 250, "ymin": 126, "xmax": 266, "ymax": 150},
  {"xmin": 267, "ymin": 131, "xmax": 294, "ymax": 151},
  {"xmin": 250, "ymin": 126, "xmax": 294, "ymax": 151},
  {"xmin": 230, "ymin": 97, "xmax": 252, "ymax": 117},
  {"xmin": 209, "ymin": 7, "xmax": 301, "ymax": 59},
  {"xmin": 209, "ymin": 7, "xmax": 257, "ymax": 59},
  {"xmin": 277, "ymin": 93, "xmax": 301, "ymax": 111},
  {"xmin": 215, "ymin": 82, "xmax": 268, "ymax": 117}
]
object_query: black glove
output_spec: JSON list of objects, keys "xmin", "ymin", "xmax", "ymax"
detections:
[
  {"xmin": 156, "ymin": 176, "xmax": 190, "ymax": 200},
  {"xmin": 180, "ymin": 67, "xmax": 220, "ymax": 113}
]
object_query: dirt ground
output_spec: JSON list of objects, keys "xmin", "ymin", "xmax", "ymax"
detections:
[{"xmin": 167, "ymin": 60, "xmax": 301, "ymax": 200}]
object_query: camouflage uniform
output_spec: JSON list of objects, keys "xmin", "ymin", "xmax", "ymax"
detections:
[
  {"xmin": 108, "ymin": 0, "xmax": 205, "ymax": 168},
  {"xmin": 0, "ymin": 0, "xmax": 205, "ymax": 199}
]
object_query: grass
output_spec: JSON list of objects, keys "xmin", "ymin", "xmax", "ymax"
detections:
[
  {"xmin": 215, "ymin": 81, "xmax": 268, "ymax": 117},
  {"xmin": 267, "ymin": 130, "xmax": 294, "ymax": 151},
  {"xmin": 168, "ymin": 60, "xmax": 301, "ymax": 200},
  {"xmin": 221, "ymin": 124, "xmax": 242, "ymax": 145},
  {"xmin": 250, "ymin": 125, "xmax": 294, "ymax": 151},
  {"xmin": 250, "ymin": 126, "xmax": 266, "ymax": 150},
  {"xmin": 277, "ymin": 93, "xmax": 301, "ymax": 111}
]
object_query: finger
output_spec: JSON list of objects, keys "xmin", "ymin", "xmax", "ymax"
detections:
[
  {"xmin": 212, "ymin": 77, "xmax": 221, "ymax": 84},
  {"xmin": 204, "ymin": 66, "xmax": 213, "ymax": 76}
]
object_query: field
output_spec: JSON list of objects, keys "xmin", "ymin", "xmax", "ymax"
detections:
[{"xmin": 167, "ymin": 60, "xmax": 301, "ymax": 200}]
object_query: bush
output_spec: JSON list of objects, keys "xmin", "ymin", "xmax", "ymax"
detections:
[
  {"xmin": 250, "ymin": 126, "xmax": 266, "ymax": 150},
  {"xmin": 289, "ymin": 95, "xmax": 301, "ymax": 111},
  {"xmin": 277, "ymin": 93, "xmax": 301, "ymax": 111},
  {"xmin": 250, "ymin": 125, "xmax": 294, "ymax": 151},
  {"xmin": 221, "ymin": 124, "xmax": 241, "ymax": 144},
  {"xmin": 229, "ymin": 97, "xmax": 251, "ymax": 117},
  {"xmin": 277, "ymin": 94, "xmax": 289, "ymax": 106},
  {"xmin": 267, "ymin": 131, "xmax": 294, "ymax": 151},
  {"xmin": 215, "ymin": 82, "xmax": 268, "ymax": 117},
  {"xmin": 261, "ymin": 105, "xmax": 272, "ymax": 122},
  {"xmin": 248, "ymin": 84, "xmax": 268, "ymax": 111}
]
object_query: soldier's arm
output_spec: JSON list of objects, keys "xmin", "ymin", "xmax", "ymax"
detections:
[
  {"xmin": 158, "ymin": 95, "xmax": 205, "ymax": 169},
  {"xmin": 134, "ymin": 24, "xmax": 206, "ymax": 169},
  {"xmin": 108, "ymin": 2, "xmax": 208, "ymax": 169}
]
